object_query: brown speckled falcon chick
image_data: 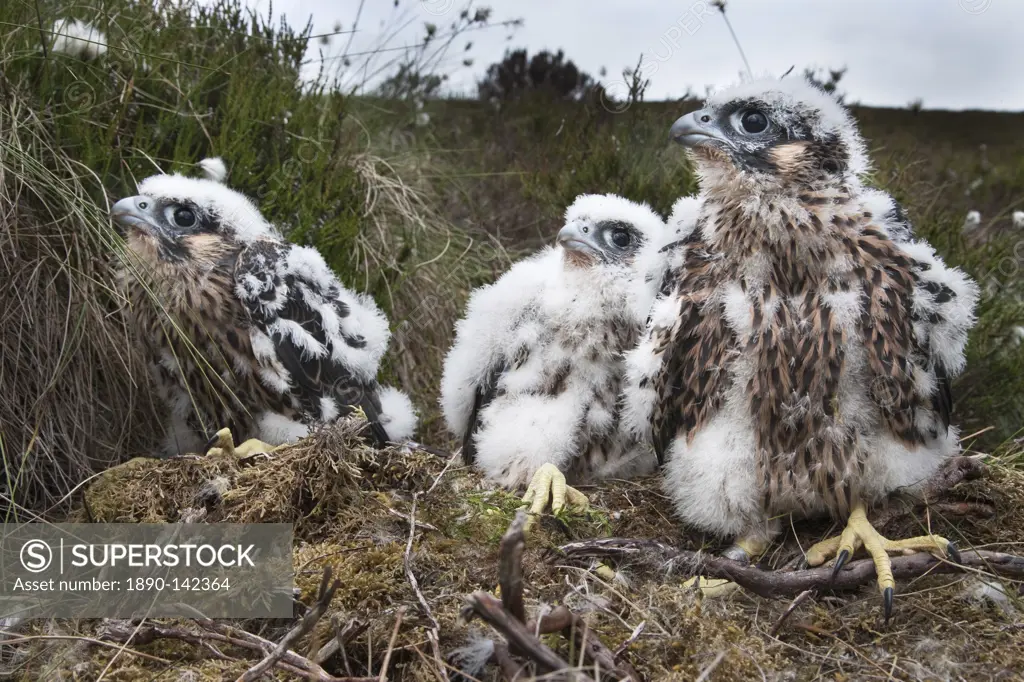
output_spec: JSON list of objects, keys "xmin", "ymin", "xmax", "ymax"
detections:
[
  {"xmin": 622, "ymin": 77, "xmax": 979, "ymax": 619},
  {"xmin": 111, "ymin": 161, "xmax": 416, "ymax": 458}
]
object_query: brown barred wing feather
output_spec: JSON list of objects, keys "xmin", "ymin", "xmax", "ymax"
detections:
[{"xmin": 651, "ymin": 231, "xmax": 733, "ymax": 463}]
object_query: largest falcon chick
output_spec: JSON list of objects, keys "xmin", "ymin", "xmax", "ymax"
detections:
[
  {"xmin": 112, "ymin": 165, "xmax": 417, "ymax": 457},
  {"xmin": 441, "ymin": 194, "xmax": 671, "ymax": 524},
  {"xmin": 623, "ymin": 77, "xmax": 978, "ymax": 619}
]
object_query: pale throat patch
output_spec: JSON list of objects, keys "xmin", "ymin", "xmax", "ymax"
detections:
[
  {"xmin": 562, "ymin": 249, "xmax": 599, "ymax": 269},
  {"xmin": 126, "ymin": 231, "xmax": 159, "ymax": 261}
]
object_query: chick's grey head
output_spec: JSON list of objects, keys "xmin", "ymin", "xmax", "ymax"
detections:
[
  {"xmin": 557, "ymin": 194, "xmax": 665, "ymax": 270},
  {"xmin": 111, "ymin": 173, "xmax": 278, "ymax": 266},
  {"xmin": 670, "ymin": 76, "xmax": 868, "ymax": 191}
]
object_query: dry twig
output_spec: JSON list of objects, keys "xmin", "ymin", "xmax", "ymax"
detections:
[
  {"xmin": 238, "ymin": 566, "xmax": 340, "ymax": 681},
  {"xmin": 531, "ymin": 607, "xmax": 642, "ymax": 682},
  {"xmin": 462, "ymin": 591, "xmax": 592, "ymax": 681},
  {"xmin": 378, "ymin": 607, "xmax": 406, "ymax": 682},
  {"xmin": 0, "ymin": 631, "xmax": 170, "ymax": 664},
  {"xmin": 386, "ymin": 505, "xmax": 440, "ymax": 532},
  {"xmin": 613, "ymin": 621, "xmax": 645, "ymax": 660},
  {"xmin": 469, "ymin": 511, "xmax": 640, "ymax": 681},
  {"xmin": 499, "ymin": 510, "xmax": 528, "ymax": 623},
  {"xmin": 769, "ymin": 589, "xmax": 814, "ymax": 636},
  {"xmin": 99, "ymin": 619, "xmax": 374, "ymax": 681},
  {"xmin": 314, "ymin": 618, "xmax": 368, "ymax": 667},
  {"xmin": 403, "ymin": 494, "xmax": 448, "ymax": 680},
  {"xmin": 694, "ymin": 651, "xmax": 727, "ymax": 682}
]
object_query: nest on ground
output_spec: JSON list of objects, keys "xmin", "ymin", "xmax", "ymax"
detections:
[{"xmin": 6, "ymin": 421, "xmax": 1024, "ymax": 681}]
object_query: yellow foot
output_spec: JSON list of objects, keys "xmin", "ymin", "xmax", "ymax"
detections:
[
  {"xmin": 683, "ymin": 576, "xmax": 740, "ymax": 598},
  {"xmin": 683, "ymin": 536, "xmax": 766, "ymax": 598},
  {"xmin": 204, "ymin": 428, "xmax": 280, "ymax": 458},
  {"xmin": 519, "ymin": 463, "xmax": 588, "ymax": 530},
  {"xmin": 593, "ymin": 562, "xmax": 618, "ymax": 582},
  {"xmin": 805, "ymin": 501, "xmax": 961, "ymax": 623}
]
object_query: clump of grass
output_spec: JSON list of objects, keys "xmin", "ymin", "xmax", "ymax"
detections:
[{"xmin": 0, "ymin": 77, "xmax": 158, "ymax": 518}]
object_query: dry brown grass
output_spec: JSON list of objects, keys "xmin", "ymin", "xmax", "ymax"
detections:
[
  {"xmin": 346, "ymin": 149, "xmax": 513, "ymax": 443},
  {"xmin": 0, "ymin": 77, "xmax": 158, "ymax": 519},
  {"xmin": 7, "ymin": 424, "xmax": 1021, "ymax": 681}
]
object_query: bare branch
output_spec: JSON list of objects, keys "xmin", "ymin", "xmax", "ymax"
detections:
[
  {"xmin": 499, "ymin": 510, "xmax": 528, "ymax": 623},
  {"xmin": 313, "ymin": 618, "xmax": 368, "ymax": 666},
  {"xmin": 198, "ymin": 619, "xmax": 364, "ymax": 681},
  {"xmin": 695, "ymin": 651, "xmax": 727, "ymax": 682},
  {"xmin": 532, "ymin": 606, "xmax": 641, "ymax": 682},
  {"xmin": 614, "ymin": 621, "xmax": 645, "ymax": 660},
  {"xmin": 378, "ymin": 607, "xmax": 406, "ymax": 682},
  {"xmin": 557, "ymin": 538, "xmax": 1024, "ymax": 599},
  {"xmin": 462, "ymin": 591, "xmax": 591, "ymax": 681},
  {"xmin": 491, "ymin": 641, "xmax": 524, "ymax": 680},
  {"xmin": 99, "ymin": 620, "xmax": 375, "ymax": 681},
  {"xmin": 769, "ymin": 589, "xmax": 814, "ymax": 636},
  {"xmin": 1, "ymin": 630, "xmax": 170, "ymax": 664}
]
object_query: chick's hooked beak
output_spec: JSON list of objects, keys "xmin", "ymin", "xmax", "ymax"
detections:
[
  {"xmin": 670, "ymin": 109, "xmax": 730, "ymax": 149},
  {"xmin": 557, "ymin": 221, "xmax": 601, "ymax": 260},
  {"xmin": 111, "ymin": 195, "xmax": 164, "ymax": 237}
]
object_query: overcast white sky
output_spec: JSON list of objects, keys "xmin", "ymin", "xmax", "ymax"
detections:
[{"xmin": 247, "ymin": 0, "xmax": 1021, "ymax": 111}]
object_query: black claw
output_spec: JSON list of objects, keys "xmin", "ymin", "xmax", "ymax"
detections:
[
  {"xmin": 830, "ymin": 549, "xmax": 850, "ymax": 583},
  {"xmin": 883, "ymin": 586, "xmax": 894, "ymax": 624},
  {"xmin": 947, "ymin": 541, "xmax": 962, "ymax": 565}
]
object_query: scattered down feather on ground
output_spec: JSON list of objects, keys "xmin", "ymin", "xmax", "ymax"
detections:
[{"xmin": 5, "ymin": 420, "xmax": 1022, "ymax": 681}]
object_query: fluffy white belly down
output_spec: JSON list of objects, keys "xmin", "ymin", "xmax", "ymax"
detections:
[{"xmin": 661, "ymin": 390, "xmax": 763, "ymax": 538}]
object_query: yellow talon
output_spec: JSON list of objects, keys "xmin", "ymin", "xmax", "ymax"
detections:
[
  {"xmin": 804, "ymin": 501, "xmax": 959, "ymax": 622},
  {"xmin": 804, "ymin": 535, "xmax": 842, "ymax": 566},
  {"xmin": 519, "ymin": 463, "xmax": 588, "ymax": 530},
  {"xmin": 683, "ymin": 535, "xmax": 767, "ymax": 598},
  {"xmin": 594, "ymin": 563, "xmax": 617, "ymax": 582},
  {"xmin": 683, "ymin": 576, "xmax": 740, "ymax": 598},
  {"xmin": 204, "ymin": 428, "xmax": 280, "ymax": 458}
]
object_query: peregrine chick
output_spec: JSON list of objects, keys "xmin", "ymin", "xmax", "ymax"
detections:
[
  {"xmin": 625, "ymin": 77, "xmax": 979, "ymax": 619},
  {"xmin": 441, "ymin": 194, "xmax": 670, "ymax": 523},
  {"xmin": 111, "ymin": 162, "xmax": 416, "ymax": 457}
]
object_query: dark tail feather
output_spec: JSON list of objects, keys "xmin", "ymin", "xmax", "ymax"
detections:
[
  {"xmin": 364, "ymin": 416, "xmax": 390, "ymax": 448},
  {"xmin": 356, "ymin": 388, "xmax": 391, "ymax": 449}
]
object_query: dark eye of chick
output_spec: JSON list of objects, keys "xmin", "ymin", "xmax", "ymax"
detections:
[
  {"xmin": 610, "ymin": 228, "xmax": 632, "ymax": 248},
  {"xmin": 173, "ymin": 207, "xmax": 196, "ymax": 228},
  {"xmin": 740, "ymin": 110, "xmax": 769, "ymax": 134}
]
